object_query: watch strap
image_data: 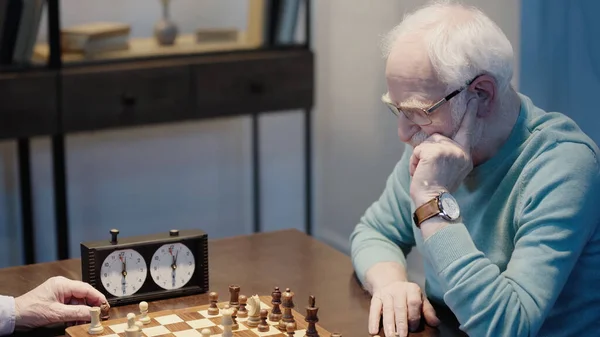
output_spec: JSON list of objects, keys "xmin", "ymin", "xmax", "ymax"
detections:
[{"xmin": 413, "ymin": 197, "xmax": 441, "ymax": 227}]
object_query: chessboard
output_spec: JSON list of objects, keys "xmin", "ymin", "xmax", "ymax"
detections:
[{"xmin": 65, "ymin": 294, "xmax": 333, "ymax": 337}]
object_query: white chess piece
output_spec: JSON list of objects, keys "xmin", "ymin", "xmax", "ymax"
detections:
[
  {"xmin": 88, "ymin": 307, "xmax": 104, "ymax": 334},
  {"xmin": 139, "ymin": 301, "xmax": 151, "ymax": 324},
  {"xmin": 246, "ymin": 295, "xmax": 261, "ymax": 327},
  {"xmin": 201, "ymin": 328, "xmax": 212, "ymax": 337},
  {"xmin": 135, "ymin": 321, "xmax": 144, "ymax": 330},
  {"xmin": 221, "ymin": 305, "xmax": 234, "ymax": 337},
  {"xmin": 125, "ymin": 325, "xmax": 141, "ymax": 337},
  {"xmin": 127, "ymin": 312, "xmax": 136, "ymax": 329}
]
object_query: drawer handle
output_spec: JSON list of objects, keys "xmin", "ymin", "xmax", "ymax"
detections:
[
  {"xmin": 248, "ymin": 81, "xmax": 265, "ymax": 95},
  {"xmin": 121, "ymin": 93, "xmax": 137, "ymax": 106}
]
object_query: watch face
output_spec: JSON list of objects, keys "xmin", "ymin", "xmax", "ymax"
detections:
[
  {"xmin": 440, "ymin": 193, "xmax": 460, "ymax": 220},
  {"xmin": 100, "ymin": 249, "xmax": 147, "ymax": 297},
  {"xmin": 150, "ymin": 243, "xmax": 195, "ymax": 290}
]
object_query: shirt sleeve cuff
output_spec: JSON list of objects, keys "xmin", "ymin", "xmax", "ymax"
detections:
[
  {"xmin": 423, "ymin": 222, "xmax": 479, "ymax": 274},
  {"xmin": 0, "ymin": 295, "xmax": 16, "ymax": 336}
]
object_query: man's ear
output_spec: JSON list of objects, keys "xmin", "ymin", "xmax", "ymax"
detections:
[{"xmin": 468, "ymin": 74, "xmax": 496, "ymax": 116}]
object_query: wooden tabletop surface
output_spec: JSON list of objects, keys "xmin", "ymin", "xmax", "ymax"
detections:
[{"xmin": 0, "ymin": 229, "xmax": 465, "ymax": 337}]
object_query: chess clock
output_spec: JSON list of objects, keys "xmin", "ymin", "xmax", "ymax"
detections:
[{"xmin": 81, "ymin": 229, "xmax": 209, "ymax": 306}]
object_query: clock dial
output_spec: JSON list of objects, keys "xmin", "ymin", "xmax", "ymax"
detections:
[
  {"xmin": 150, "ymin": 243, "xmax": 195, "ymax": 290},
  {"xmin": 100, "ymin": 249, "xmax": 147, "ymax": 297}
]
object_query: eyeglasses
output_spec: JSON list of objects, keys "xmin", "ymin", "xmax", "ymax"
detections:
[{"xmin": 382, "ymin": 76, "xmax": 478, "ymax": 126}]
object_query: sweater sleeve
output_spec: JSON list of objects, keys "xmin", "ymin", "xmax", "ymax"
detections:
[
  {"xmin": 350, "ymin": 149, "xmax": 417, "ymax": 285},
  {"xmin": 0, "ymin": 295, "xmax": 16, "ymax": 336},
  {"xmin": 422, "ymin": 142, "xmax": 600, "ymax": 336}
]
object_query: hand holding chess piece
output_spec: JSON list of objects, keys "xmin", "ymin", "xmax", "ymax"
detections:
[{"xmin": 139, "ymin": 301, "xmax": 151, "ymax": 324}]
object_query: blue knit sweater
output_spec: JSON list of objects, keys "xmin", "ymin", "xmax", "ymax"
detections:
[{"xmin": 350, "ymin": 94, "xmax": 600, "ymax": 336}]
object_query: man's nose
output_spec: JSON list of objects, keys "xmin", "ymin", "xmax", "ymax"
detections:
[{"xmin": 397, "ymin": 114, "xmax": 419, "ymax": 143}]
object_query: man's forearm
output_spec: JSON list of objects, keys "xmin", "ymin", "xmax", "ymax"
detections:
[
  {"xmin": 364, "ymin": 261, "xmax": 409, "ymax": 294},
  {"xmin": 0, "ymin": 295, "xmax": 16, "ymax": 336}
]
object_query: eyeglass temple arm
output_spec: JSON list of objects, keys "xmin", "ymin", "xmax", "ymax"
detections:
[{"xmin": 425, "ymin": 88, "xmax": 463, "ymax": 113}]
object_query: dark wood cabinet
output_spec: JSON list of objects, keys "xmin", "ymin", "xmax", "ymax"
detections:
[
  {"xmin": 0, "ymin": 71, "xmax": 58, "ymax": 139},
  {"xmin": 62, "ymin": 63, "xmax": 192, "ymax": 132},
  {"xmin": 193, "ymin": 50, "xmax": 313, "ymax": 118}
]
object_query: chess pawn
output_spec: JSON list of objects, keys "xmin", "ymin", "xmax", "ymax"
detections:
[
  {"xmin": 258, "ymin": 309, "xmax": 270, "ymax": 332},
  {"xmin": 88, "ymin": 307, "xmax": 104, "ymax": 334},
  {"xmin": 221, "ymin": 305, "xmax": 234, "ymax": 337},
  {"xmin": 330, "ymin": 333, "xmax": 342, "ymax": 337},
  {"xmin": 139, "ymin": 301, "xmax": 151, "ymax": 324},
  {"xmin": 208, "ymin": 291, "xmax": 220, "ymax": 315},
  {"xmin": 201, "ymin": 328, "xmax": 212, "ymax": 337},
  {"xmin": 237, "ymin": 295, "xmax": 248, "ymax": 318},
  {"xmin": 232, "ymin": 307, "xmax": 239, "ymax": 330},
  {"xmin": 125, "ymin": 326, "xmax": 141, "ymax": 337},
  {"xmin": 135, "ymin": 321, "xmax": 144, "ymax": 330},
  {"xmin": 286, "ymin": 323, "xmax": 296, "ymax": 337},
  {"xmin": 269, "ymin": 287, "xmax": 282, "ymax": 322}
]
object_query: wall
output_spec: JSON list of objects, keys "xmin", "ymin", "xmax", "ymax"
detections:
[{"xmin": 0, "ymin": 0, "xmax": 521, "ymax": 277}]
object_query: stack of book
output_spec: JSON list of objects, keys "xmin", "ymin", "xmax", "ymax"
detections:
[{"xmin": 60, "ymin": 22, "xmax": 130, "ymax": 57}]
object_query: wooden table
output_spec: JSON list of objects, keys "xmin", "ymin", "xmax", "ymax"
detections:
[{"xmin": 0, "ymin": 229, "xmax": 465, "ymax": 337}]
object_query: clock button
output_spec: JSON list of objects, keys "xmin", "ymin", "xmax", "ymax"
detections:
[
  {"xmin": 110, "ymin": 229, "xmax": 119, "ymax": 244},
  {"xmin": 170, "ymin": 230, "xmax": 179, "ymax": 237}
]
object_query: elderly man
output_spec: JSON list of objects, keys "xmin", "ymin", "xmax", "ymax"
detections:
[{"xmin": 350, "ymin": 2, "xmax": 600, "ymax": 337}]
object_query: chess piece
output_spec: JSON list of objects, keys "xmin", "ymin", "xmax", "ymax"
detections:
[
  {"xmin": 286, "ymin": 323, "xmax": 296, "ymax": 337},
  {"xmin": 208, "ymin": 291, "xmax": 219, "ymax": 315},
  {"xmin": 330, "ymin": 333, "xmax": 342, "ymax": 337},
  {"xmin": 246, "ymin": 295, "xmax": 261, "ymax": 327},
  {"xmin": 125, "ymin": 326, "xmax": 141, "ymax": 337},
  {"xmin": 127, "ymin": 312, "xmax": 136, "ymax": 329},
  {"xmin": 232, "ymin": 307, "xmax": 239, "ymax": 330},
  {"xmin": 269, "ymin": 287, "xmax": 282, "ymax": 322},
  {"xmin": 139, "ymin": 301, "xmax": 151, "ymax": 324},
  {"xmin": 229, "ymin": 285, "xmax": 240, "ymax": 309},
  {"xmin": 258, "ymin": 309, "xmax": 270, "ymax": 332},
  {"xmin": 201, "ymin": 328, "xmax": 212, "ymax": 337},
  {"xmin": 278, "ymin": 289, "xmax": 296, "ymax": 331},
  {"xmin": 221, "ymin": 305, "xmax": 234, "ymax": 337},
  {"xmin": 237, "ymin": 295, "xmax": 248, "ymax": 318},
  {"xmin": 305, "ymin": 295, "xmax": 319, "ymax": 337},
  {"xmin": 135, "ymin": 321, "xmax": 144, "ymax": 329},
  {"xmin": 88, "ymin": 307, "xmax": 104, "ymax": 334},
  {"xmin": 100, "ymin": 301, "xmax": 110, "ymax": 320}
]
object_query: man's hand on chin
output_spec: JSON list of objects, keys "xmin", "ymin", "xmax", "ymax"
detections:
[{"xmin": 408, "ymin": 98, "xmax": 478, "ymax": 237}]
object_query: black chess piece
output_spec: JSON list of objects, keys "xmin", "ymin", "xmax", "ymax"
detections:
[
  {"xmin": 258, "ymin": 309, "xmax": 270, "ymax": 332},
  {"xmin": 270, "ymin": 286, "xmax": 283, "ymax": 322},
  {"xmin": 278, "ymin": 288, "xmax": 296, "ymax": 331},
  {"xmin": 229, "ymin": 285, "xmax": 240, "ymax": 309},
  {"xmin": 208, "ymin": 291, "xmax": 219, "ymax": 315},
  {"xmin": 305, "ymin": 295, "xmax": 320, "ymax": 337}
]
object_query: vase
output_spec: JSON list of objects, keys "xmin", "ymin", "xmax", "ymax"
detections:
[{"xmin": 154, "ymin": 0, "xmax": 178, "ymax": 46}]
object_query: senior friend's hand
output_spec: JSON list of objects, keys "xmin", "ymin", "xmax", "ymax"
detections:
[
  {"xmin": 366, "ymin": 262, "xmax": 440, "ymax": 337},
  {"xmin": 15, "ymin": 276, "xmax": 107, "ymax": 329},
  {"xmin": 409, "ymin": 98, "xmax": 478, "ymax": 206}
]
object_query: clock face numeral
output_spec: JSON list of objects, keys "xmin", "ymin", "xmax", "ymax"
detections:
[
  {"xmin": 100, "ymin": 249, "xmax": 147, "ymax": 297},
  {"xmin": 150, "ymin": 243, "xmax": 195, "ymax": 290}
]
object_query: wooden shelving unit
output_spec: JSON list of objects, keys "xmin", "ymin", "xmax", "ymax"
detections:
[{"xmin": 0, "ymin": 0, "xmax": 314, "ymax": 265}]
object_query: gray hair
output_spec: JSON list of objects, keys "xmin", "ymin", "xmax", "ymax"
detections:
[{"xmin": 381, "ymin": 0, "xmax": 514, "ymax": 96}]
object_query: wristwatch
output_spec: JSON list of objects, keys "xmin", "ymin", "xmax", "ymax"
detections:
[{"xmin": 413, "ymin": 192, "xmax": 460, "ymax": 227}]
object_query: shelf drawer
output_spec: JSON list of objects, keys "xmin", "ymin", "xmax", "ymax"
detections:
[
  {"xmin": 62, "ymin": 64, "xmax": 192, "ymax": 132},
  {"xmin": 192, "ymin": 50, "xmax": 313, "ymax": 118},
  {"xmin": 0, "ymin": 72, "xmax": 58, "ymax": 139}
]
